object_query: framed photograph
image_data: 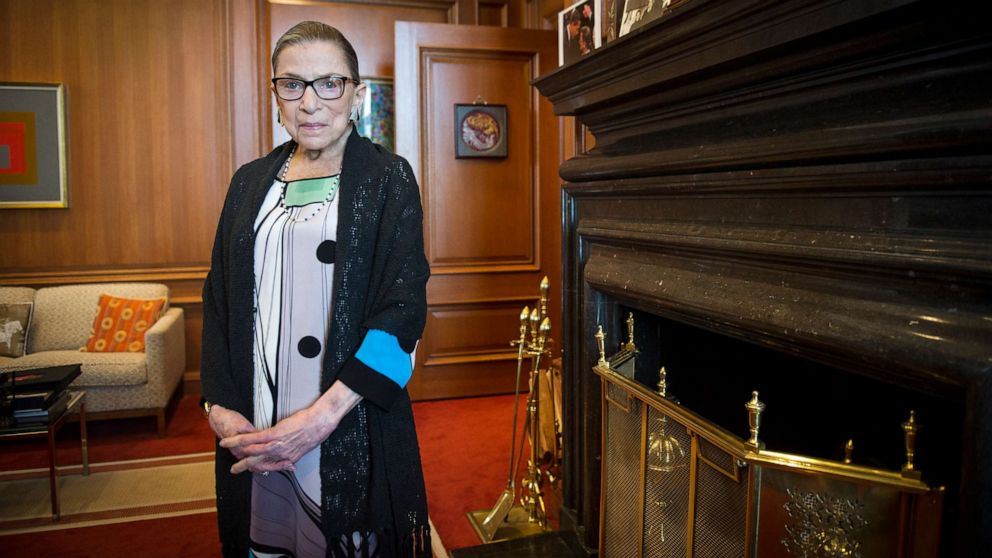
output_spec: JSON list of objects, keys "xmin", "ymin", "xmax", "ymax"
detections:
[
  {"xmin": 358, "ymin": 77, "xmax": 395, "ymax": 153},
  {"xmin": 604, "ymin": 0, "xmax": 620, "ymax": 44},
  {"xmin": 558, "ymin": 0, "xmax": 602, "ymax": 67},
  {"xmin": 0, "ymin": 83, "xmax": 68, "ymax": 208},
  {"xmin": 619, "ymin": 0, "xmax": 677, "ymax": 38},
  {"xmin": 454, "ymin": 104, "xmax": 507, "ymax": 159}
]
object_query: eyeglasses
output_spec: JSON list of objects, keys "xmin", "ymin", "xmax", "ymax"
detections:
[{"xmin": 271, "ymin": 75, "xmax": 359, "ymax": 101}]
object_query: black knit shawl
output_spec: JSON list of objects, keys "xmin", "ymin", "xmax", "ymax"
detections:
[{"xmin": 201, "ymin": 128, "xmax": 431, "ymax": 557}]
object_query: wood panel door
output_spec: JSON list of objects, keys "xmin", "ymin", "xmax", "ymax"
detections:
[{"xmin": 396, "ymin": 22, "xmax": 559, "ymax": 401}]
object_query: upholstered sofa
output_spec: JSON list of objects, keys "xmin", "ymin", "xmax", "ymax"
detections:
[{"xmin": 0, "ymin": 283, "xmax": 185, "ymax": 435}]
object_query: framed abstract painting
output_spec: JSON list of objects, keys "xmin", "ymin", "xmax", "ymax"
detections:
[
  {"xmin": 0, "ymin": 83, "xmax": 68, "ymax": 208},
  {"xmin": 358, "ymin": 77, "xmax": 395, "ymax": 153}
]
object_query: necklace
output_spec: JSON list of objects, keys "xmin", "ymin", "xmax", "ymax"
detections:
[{"xmin": 278, "ymin": 147, "xmax": 341, "ymax": 223}]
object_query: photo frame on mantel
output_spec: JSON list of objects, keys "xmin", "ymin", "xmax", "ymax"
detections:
[
  {"xmin": 559, "ymin": 0, "xmax": 603, "ymax": 67},
  {"xmin": 619, "ymin": 0, "xmax": 684, "ymax": 38},
  {"xmin": 0, "ymin": 83, "xmax": 69, "ymax": 208},
  {"xmin": 454, "ymin": 104, "xmax": 507, "ymax": 159}
]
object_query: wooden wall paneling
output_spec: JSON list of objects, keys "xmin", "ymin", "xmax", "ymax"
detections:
[
  {"xmin": 396, "ymin": 22, "xmax": 558, "ymax": 400},
  {"xmin": 0, "ymin": 0, "xmax": 231, "ymax": 273},
  {"xmin": 0, "ymin": 0, "xmax": 267, "ymax": 393},
  {"xmin": 229, "ymin": 0, "xmax": 269, "ymax": 169},
  {"xmin": 424, "ymin": 53, "xmax": 537, "ymax": 271}
]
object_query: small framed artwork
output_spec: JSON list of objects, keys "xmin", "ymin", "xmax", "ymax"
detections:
[
  {"xmin": 358, "ymin": 77, "xmax": 395, "ymax": 153},
  {"xmin": 558, "ymin": 0, "xmax": 602, "ymax": 67},
  {"xmin": 619, "ymin": 0, "xmax": 677, "ymax": 38},
  {"xmin": 0, "ymin": 83, "xmax": 69, "ymax": 208},
  {"xmin": 454, "ymin": 104, "xmax": 507, "ymax": 159}
]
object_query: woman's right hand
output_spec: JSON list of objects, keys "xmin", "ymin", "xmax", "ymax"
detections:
[{"xmin": 207, "ymin": 404, "xmax": 256, "ymax": 460}]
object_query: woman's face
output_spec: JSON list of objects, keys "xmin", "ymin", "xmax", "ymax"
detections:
[{"xmin": 274, "ymin": 40, "xmax": 365, "ymax": 154}]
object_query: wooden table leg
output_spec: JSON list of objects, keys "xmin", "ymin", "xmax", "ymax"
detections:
[
  {"xmin": 79, "ymin": 400, "xmax": 89, "ymax": 476},
  {"xmin": 47, "ymin": 426, "xmax": 59, "ymax": 520}
]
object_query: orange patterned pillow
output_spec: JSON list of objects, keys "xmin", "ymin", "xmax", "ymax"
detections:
[{"xmin": 82, "ymin": 294, "xmax": 166, "ymax": 353}]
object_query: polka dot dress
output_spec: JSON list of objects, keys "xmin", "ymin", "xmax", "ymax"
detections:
[{"xmin": 248, "ymin": 175, "xmax": 339, "ymax": 558}]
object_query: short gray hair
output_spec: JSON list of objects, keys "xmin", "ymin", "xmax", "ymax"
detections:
[{"xmin": 271, "ymin": 21, "xmax": 360, "ymax": 81}]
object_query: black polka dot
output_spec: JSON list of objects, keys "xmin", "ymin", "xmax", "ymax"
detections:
[
  {"xmin": 316, "ymin": 240, "xmax": 336, "ymax": 264},
  {"xmin": 298, "ymin": 336, "xmax": 321, "ymax": 358}
]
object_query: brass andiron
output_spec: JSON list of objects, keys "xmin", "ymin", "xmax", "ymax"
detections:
[
  {"xmin": 624, "ymin": 312, "xmax": 636, "ymax": 352},
  {"xmin": 657, "ymin": 367, "xmax": 668, "ymax": 397},
  {"xmin": 902, "ymin": 410, "xmax": 922, "ymax": 480},
  {"xmin": 745, "ymin": 391, "xmax": 765, "ymax": 450},
  {"xmin": 596, "ymin": 325, "xmax": 607, "ymax": 367},
  {"xmin": 844, "ymin": 439, "xmax": 854, "ymax": 464}
]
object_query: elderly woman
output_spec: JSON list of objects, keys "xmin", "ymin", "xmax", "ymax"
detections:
[{"xmin": 200, "ymin": 21, "xmax": 431, "ymax": 558}]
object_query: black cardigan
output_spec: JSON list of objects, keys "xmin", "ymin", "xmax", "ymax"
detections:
[{"xmin": 201, "ymin": 128, "xmax": 432, "ymax": 557}]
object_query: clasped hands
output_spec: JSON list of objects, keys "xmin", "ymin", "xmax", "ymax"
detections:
[{"xmin": 209, "ymin": 381, "xmax": 363, "ymax": 475}]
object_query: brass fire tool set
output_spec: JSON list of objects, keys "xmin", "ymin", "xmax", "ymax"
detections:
[{"xmin": 468, "ymin": 277, "xmax": 557, "ymax": 543}]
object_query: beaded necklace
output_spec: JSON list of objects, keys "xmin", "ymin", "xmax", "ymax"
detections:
[{"xmin": 278, "ymin": 147, "xmax": 341, "ymax": 223}]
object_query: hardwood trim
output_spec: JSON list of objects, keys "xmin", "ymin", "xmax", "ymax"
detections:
[
  {"xmin": 229, "ymin": 0, "xmax": 268, "ymax": 168},
  {"xmin": 0, "ymin": 266, "xmax": 209, "ymax": 287},
  {"xmin": 271, "ymin": 0, "xmax": 456, "ymax": 8},
  {"xmin": 422, "ymin": 352, "xmax": 518, "ymax": 367}
]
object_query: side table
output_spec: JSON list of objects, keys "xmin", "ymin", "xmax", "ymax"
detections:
[{"xmin": 0, "ymin": 390, "xmax": 89, "ymax": 519}]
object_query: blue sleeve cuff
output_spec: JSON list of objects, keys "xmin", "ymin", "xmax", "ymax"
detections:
[{"xmin": 337, "ymin": 329, "xmax": 415, "ymax": 410}]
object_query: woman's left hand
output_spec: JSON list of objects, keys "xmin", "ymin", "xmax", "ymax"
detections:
[{"xmin": 221, "ymin": 380, "xmax": 363, "ymax": 475}]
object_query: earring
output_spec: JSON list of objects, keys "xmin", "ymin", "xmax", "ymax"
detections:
[
  {"xmin": 350, "ymin": 106, "xmax": 360, "ymax": 123},
  {"xmin": 277, "ymin": 110, "xmax": 283, "ymax": 126}
]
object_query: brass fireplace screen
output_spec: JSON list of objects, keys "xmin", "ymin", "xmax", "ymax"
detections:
[{"xmin": 594, "ymin": 327, "xmax": 944, "ymax": 558}]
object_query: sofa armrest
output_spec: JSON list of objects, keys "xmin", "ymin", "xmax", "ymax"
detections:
[{"xmin": 143, "ymin": 307, "xmax": 186, "ymax": 406}]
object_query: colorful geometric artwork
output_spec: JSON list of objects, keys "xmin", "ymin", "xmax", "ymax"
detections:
[
  {"xmin": 0, "ymin": 83, "xmax": 68, "ymax": 208},
  {"xmin": 358, "ymin": 77, "xmax": 395, "ymax": 153},
  {"xmin": 0, "ymin": 113, "xmax": 38, "ymax": 183}
]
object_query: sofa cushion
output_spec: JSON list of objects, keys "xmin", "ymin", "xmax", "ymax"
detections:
[
  {"xmin": 82, "ymin": 294, "xmax": 166, "ymax": 353},
  {"xmin": 28, "ymin": 283, "xmax": 170, "ymax": 353},
  {"xmin": 0, "ymin": 350, "xmax": 148, "ymax": 387},
  {"xmin": 0, "ymin": 303, "xmax": 33, "ymax": 357},
  {"xmin": 0, "ymin": 287, "xmax": 36, "ymax": 305}
]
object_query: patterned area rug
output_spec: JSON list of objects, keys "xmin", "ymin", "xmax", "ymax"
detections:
[
  {"xmin": 0, "ymin": 453, "xmax": 215, "ymax": 534},
  {"xmin": 0, "ymin": 453, "xmax": 449, "ymax": 557}
]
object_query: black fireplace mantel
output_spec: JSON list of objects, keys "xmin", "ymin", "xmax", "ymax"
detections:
[{"xmin": 534, "ymin": 0, "xmax": 990, "ymax": 555}]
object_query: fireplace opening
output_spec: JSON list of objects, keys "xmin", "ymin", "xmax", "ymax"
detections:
[{"xmin": 616, "ymin": 304, "xmax": 964, "ymax": 534}]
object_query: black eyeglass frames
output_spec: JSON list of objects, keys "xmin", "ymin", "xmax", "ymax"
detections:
[{"xmin": 271, "ymin": 76, "xmax": 360, "ymax": 101}]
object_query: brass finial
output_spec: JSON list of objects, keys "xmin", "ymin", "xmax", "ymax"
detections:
[
  {"xmin": 745, "ymin": 391, "xmax": 765, "ymax": 450},
  {"xmin": 596, "ymin": 325, "xmax": 606, "ymax": 366},
  {"xmin": 625, "ymin": 312, "xmax": 636, "ymax": 352},
  {"xmin": 844, "ymin": 439, "xmax": 854, "ymax": 464},
  {"xmin": 657, "ymin": 366, "xmax": 668, "ymax": 397},
  {"xmin": 539, "ymin": 276, "xmax": 550, "ymax": 320},
  {"xmin": 902, "ymin": 410, "xmax": 921, "ymax": 479},
  {"xmin": 513, "ymin": 306, "xmax": 529, "ymax": 347},
  {"xmin": 539, "ymin": 317, "xmax": 551, "ymax": 351}
]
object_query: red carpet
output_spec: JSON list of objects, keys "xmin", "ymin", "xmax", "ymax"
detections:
[
  {"xmin": 0, "ymin": 511, "xmax": 222, "ymax": 558},
  {"xmin": 0, "ymin": 392, "xmax": 538, "ymax": 554},
  {"xmin": 413, "ymin": 394, "xmax": 532, "ymax": 550}
]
